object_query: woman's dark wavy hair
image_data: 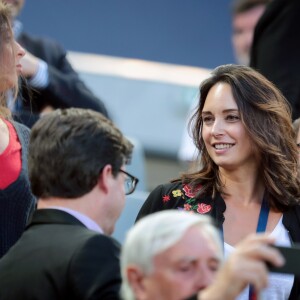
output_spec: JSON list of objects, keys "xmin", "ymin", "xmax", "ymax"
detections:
[{"xmin": 181, "ymin": 64, "xmax": 300, "ymax": 211}]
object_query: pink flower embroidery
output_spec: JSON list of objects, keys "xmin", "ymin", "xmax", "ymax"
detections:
[
  {"xmin": 183, "ymin": 184, "xmax": 202, "ymax": 198},
  {"xmin": 197, "ymin": 203, "xmax": 212, "ymax": 214},
  {"xmin": 184, "ymin": 204, "xmax": 192, "ymax": 211},
  {"xmin": 162, "ymin": 195, "xmax": 170, "ymax": 203}
]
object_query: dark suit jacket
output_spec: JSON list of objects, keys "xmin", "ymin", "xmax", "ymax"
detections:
[
  {"xmin": 14, "ymin": 32, "xmax": 109, "ymax": 127},
  {"xmin": 250, "ymin": 0, "xmax": 300, "ymax": 120},
  {"xmin": 0, "ymin": 209, "xmax": 121, "ymax": 300}
]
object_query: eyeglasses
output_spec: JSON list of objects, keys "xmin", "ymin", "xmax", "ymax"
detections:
[{"xmin": 119, "ymin": 169, "xmax": 139, "ymax": 195}]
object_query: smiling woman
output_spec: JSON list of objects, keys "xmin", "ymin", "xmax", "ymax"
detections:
[
  {"xmin": 136, "ymin": 64, "xmax": 300, "ymax": 300},
  {"xmin": 201, "ymin": 82, "xmax": 254, "ymax": 171},
  {"xmin": 0, "ymin": 1, "xmax": 35, "ymax": 258}
]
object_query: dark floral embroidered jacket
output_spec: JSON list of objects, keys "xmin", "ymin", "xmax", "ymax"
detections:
[{"xmin": 136, "ymin": 181, "xmax": 226, "ymax": 228}]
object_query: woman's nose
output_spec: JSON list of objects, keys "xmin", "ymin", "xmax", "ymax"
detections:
[
  {"xmin": 211, "ymin": 118, "xmax": 225, "ymax": 137},
  {"xmin": 15, "ymin": 41, "xmax": 26, "ymax": 58}
]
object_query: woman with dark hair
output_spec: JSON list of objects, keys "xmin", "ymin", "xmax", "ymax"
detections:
[
  {"xmin": 137, "ymin": 64, "xmax": 300, "ymax": 299},
  {"xmin": 0, "ymin": 2, "xmax": 35, "ymax": 257}
]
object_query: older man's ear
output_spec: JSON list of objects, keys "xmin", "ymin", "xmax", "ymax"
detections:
[{"xmin": 126, "ymin": 266, "xmax": 148, "ymax": 300}]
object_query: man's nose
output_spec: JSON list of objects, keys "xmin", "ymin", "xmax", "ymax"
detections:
[{"xmin": 194, "ymin": 267, "xmax": 215, "ymax": 291}]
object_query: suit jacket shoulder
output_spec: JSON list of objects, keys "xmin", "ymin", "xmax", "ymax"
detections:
[
  {"xmin": 0, "ymin": 210, "xmax": 122, "ymax": 300},
  {"xmin": 70, "ymin": 234, "xmax": 121, "ymax": 299}
]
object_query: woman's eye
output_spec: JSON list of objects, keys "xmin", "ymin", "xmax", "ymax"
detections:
[
  {"xmin": 202, "ymin": 116, "xmax": 214, "ymax": 124},
  {"xmin": 226, "ymin": 115, "xmax": 239, "ymax": 121}
]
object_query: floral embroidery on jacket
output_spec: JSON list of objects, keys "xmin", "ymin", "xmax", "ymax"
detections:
[
  {"xmin": 183, "ymin": 184, "xmax": 196, "ymax": 198},
  {"xmin": 172, "ymin": 190, "xmax": 182, "ymax": 197},
  {"xmin": 162, "ymin": 183, "xmax": 211, "ymax": 214},
  {"xmin": 197, "ymin": 203, "xmax": 212, "ymax": 214},
  {"xmin": 162, "ymin": 195, "xmax": 170, "ymax": 203},
  {"xmin": 184, "ymin": 203, "xmax": 192, "ymax": 211}
]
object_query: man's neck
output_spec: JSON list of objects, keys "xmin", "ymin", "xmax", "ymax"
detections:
[{"xmin": 44, "ymin": 206, "xmax": 104, "ymax": 234}]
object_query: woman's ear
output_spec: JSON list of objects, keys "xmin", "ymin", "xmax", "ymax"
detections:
[{"xmin": 98, "ymin": 164, "xmax": 113, "ymax": 194}]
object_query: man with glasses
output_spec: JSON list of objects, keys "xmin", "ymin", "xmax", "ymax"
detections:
[
  {"xmin": 120, "ymin": 169, "xmax": 139, "ymax": 196},
  {"xmin": 0, "ymin": 108, "xmax": 138, "ymax": 300}
]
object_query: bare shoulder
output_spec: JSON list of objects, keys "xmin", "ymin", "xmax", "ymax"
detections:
[{"xmin": 0, "ymin": 118, "xmax": 9, "ymax": 154}]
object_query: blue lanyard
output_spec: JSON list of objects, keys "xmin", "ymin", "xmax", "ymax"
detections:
[
  {"xmin": 256, "ymin": 196, "xmax": 269, "ymax": 233},
  {"xmin": 222, "ymin": 196, "xmax": 269, "ymax": 300},
  {"xmin": 249, "ymin": 196, "xmax": 269, "ymax": 300}
]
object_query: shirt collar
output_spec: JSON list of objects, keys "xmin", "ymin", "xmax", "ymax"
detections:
[{"xmin": 48, "ymin": 206, "xmax": 103, "ymax": 234}]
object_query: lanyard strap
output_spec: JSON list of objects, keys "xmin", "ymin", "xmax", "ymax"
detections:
[
  {"xmin": 249, "ymin": 196, "xmax": 269, "ymax": 300},
  {"xmin": 256, "ymin": 196, "xmax": 269, "ymax": 233},
  {"xmin": 221, "ymin": 195, "xmax": 269, "ymax": 300}
]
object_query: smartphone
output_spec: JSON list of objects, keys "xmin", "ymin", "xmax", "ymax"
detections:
[{"xmin": 267, "ymin": 244, "xmax": 300, "ymax": 275}]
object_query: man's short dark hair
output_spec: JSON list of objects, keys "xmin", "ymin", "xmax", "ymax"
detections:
[
  {"xmin": 231, "ymin": 0, "xmax": 271, "ymax": 15},
  {"xmin": 28, "ymin": 108, "xmax": 133, "ymax": 198}
]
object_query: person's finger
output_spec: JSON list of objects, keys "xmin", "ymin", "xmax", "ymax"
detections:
[{"xmin": 234, "ymin": 234, "xmax": 285, "ymax": 267}]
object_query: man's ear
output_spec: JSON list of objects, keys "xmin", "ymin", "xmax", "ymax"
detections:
[
  {"xmin": 98, "ymin": 164, "xmax": 113, "ymax": 194},
  {"xmin": 126, "ymin": 265, "xmax": 147, "ymax": 300}
]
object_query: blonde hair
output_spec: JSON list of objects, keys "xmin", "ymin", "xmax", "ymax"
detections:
[{"xmin": 0, "ymin": 1, "xmax": 18, "ymax": 118}]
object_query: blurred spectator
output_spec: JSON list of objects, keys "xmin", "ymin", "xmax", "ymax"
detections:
[
  {"xmin": 4, "ymin": 0, "xmax": 109, "ymax": 127},
  {"xmin": 231, "ymin": 0, "xmax": 271, "ymax": 65},
  {"xmin": 122, "ymin": 211, "xmax": 284, "ymax": 300},
  {"xmin": 250, "ymin": 0, "xmax": 300, "ymax": 119}
]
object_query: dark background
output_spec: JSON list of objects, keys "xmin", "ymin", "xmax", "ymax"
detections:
[{"xmin": 19, "ymin": 0, "xmax": 235, "ymax": 69}]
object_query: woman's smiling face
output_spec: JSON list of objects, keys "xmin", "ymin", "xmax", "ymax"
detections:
[{"xmin": 201, "ymin": 82, "xmax": 257, "ymax": 171}]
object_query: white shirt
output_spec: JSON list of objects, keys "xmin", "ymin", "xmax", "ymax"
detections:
[{"xmin": 224, "ymin": 216, "xmax": 293, "ymax": 300}]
